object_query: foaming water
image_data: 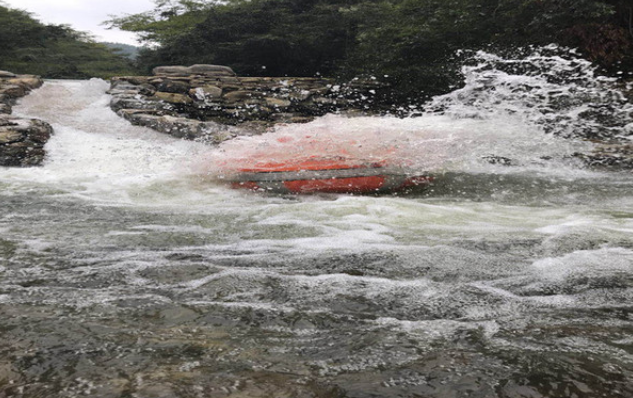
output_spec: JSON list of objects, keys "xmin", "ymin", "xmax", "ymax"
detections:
[
  {"xmin": 5, "ymin": 79, "xmax": 215, "ymax": 203},
  {"xmin": 206, "ymin": 112, "xmax": 590, "ymax": 179},
  {"xmin": 1, "ymin": 52, "xmax": 632, "ymax": 397}
]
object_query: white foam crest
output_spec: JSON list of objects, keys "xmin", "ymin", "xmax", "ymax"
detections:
[
  {"xmin": 531, "ymin": 247, "xmax": 633, "ymax": 282},
  {"xmin": 374, "ymin": 317, "xmax": 500, "ymax": 339},
  {"xmin": 200, "ymin": 112, "xmax": 589, "ymax": 179},
  {"xmin": 3, "ymin": 79, "xmax": 215, "ymax": 202},
  {"xmin": 428, "ymin": 46, "xmax": 633, "ymax": 142}
]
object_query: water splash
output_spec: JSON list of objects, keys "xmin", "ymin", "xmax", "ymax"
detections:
[
  {"xmin": 427, "ymin": 45, "xmax": 633, "ymax": 142},
  {"xmin": 203, "ymin": 46, "xmax": 632, "ymax": 180}
]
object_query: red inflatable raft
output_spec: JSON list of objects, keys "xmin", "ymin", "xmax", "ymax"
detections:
[{"xmin": 226, "ymin": 157, "xmax": 432, "ymax": 194}]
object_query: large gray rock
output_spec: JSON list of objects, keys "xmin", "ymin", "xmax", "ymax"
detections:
[
  {"xmin": 117, "ymin": 110, "xmax": 246, "ymax": 143},
  {"xmin": 152, "ymin": 64, "xmax": 236, "ymax": 77},
  {"xmin": 0, "ymin": 72, "xmax": 50, "ymax": 167},
  {"xmin": 152, "ymin": 65, "xmax": 190, "ymax": 76},
  {"xmin": 0, "ymin": 116, "xmax": 53, "ymax": 166},
  {"xmin": 188, "ymin": 64, "xmax": 236, "ymax": 76},
  {"xmin": 109, "ymin": 68, "xmax": 387, "ymax": 141}
]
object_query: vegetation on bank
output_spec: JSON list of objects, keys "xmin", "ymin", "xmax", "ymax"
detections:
[
  {"xmin": 0, "ymin": 4, "xmax": 136, "ymax": 79},
  {"xmin": 107, "ymin": 0, "xmax": 633, "ymax": 103},
  {"xmin": 1, "ymin": 0, "xmax": 632, "ymax": 102}
]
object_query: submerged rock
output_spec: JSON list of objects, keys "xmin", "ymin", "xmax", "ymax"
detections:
[{"xmin": 574, "ymin": 143, "xmax": 633, "ymax": 170}]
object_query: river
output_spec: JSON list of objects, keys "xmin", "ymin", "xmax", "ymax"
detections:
[{"xmin": 1, "ymin": 50, "xmax": 632, "ymax": 397}]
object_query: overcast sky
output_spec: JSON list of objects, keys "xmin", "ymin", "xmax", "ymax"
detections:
[{"xmin": 2, "ymin": 0, "xmax": 156, "ymax": 45}]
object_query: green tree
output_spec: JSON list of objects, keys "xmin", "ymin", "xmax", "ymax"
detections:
[
  {"xmin": 107, "ymin": 0, "xmax": 633, "ymax": 102},
  {"xmin": 0, "ymin": 4, "xmax": 138, "ymax": 78}
]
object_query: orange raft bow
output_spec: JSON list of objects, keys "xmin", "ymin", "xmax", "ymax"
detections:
[{"xmin": 225, "ymin": 157, "xmax": 433, "ymax": 194}]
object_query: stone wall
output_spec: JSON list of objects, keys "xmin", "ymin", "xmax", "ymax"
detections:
[
  {"xmin": 0, "ymin": 71, "xmax": 53, "ymax": 167},
  {"xmin": 109, "ymin": 64, "xmax": 384, "ymax": 143}
]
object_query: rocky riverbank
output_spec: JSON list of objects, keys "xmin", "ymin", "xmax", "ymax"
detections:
[
  {"xmin": 108, "ymin": 64, "xmax": 383, "ymax": 143},
  {"xmin": 0, "ymin": 71, "xmax": 53, "ymax": 167}
]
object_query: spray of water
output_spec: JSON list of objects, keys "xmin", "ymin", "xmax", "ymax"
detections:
[
  {"xmin": 427, "ymin": 45, "xmax": 633, "ymax": 142},
  {"xmin": 200, "ymin": 45, "xmax": 632, "ymax": 180}
]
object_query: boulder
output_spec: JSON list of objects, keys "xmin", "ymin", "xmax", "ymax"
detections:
[
  {"xmin": 152, "ymin": 64, "xmax": 236, "ymax": 78},
  {"xmin": 0, "ymin": 116, "xmax": 53, "ymax": 166},
  {"xmin": 191, "ymin": 85, "xmax": 223, "ymax": 101},
  {"xmin": 118, "ymin": 111, "xmax": 244, "ymax": 143},
  {"xmin": 265, "ymin": 97, "xmax": 292, "ymax": 108},
  {"xmin": 152, "ymin": 66, "xmax": 191, "ymax": 76},
  {"xmin": 189, "ymin": 64, "xmax": 236, "ymax": 76},
  {"xmin": 223, "ymin": 90, "xmax": 263, "ymax": 104},
  {"xmin": 7, "ymin": 76, "xmax": 43, "ymax": 90},
  {"xmin": 0, "ymin": 72, "xmax": 51, "ymax": 167},
  {"xmin": 0, "ymin": 84, "xmax": 26, "ymax": 98},
  {"xmin": 111, "ymin": 76, "xmax": 151, "ymax": 86},
  {"xmin": 108, "ymin": 66, "xmax": 386, "ymax": 141},
  {"xmin": 156, "ymin": 79, "xmax": 191, "ymax": 94},
  {"xmin": 110, "ymin": 95, "xmax": 175, "ymax": 113},
  {"xmin": 152, "ymin": 92, "xmax": 193, "ymax": 105}
]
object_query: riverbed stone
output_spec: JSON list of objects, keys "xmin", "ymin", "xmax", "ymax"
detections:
[
  {"xmin": 194, "ymin": 85, "xmax": 223, "ymax": 100},
  {"xmin": 0, "ymin": 84, "xmax": 26, "ymax": 98},
  {"xmin": 265, "ymin": 97, "xmax": 292, "ymax": 108},
  {"xmin": 152, "ymin": 66, "xmax": 190, "ymax": 76},
  {"xmin": 0, "ymin": 72, "xmax": 51, "ymax": 167},
  {"xmin": 223, "ymin": 90, "xmax": 263, "ymax": 104},
  {"xmin": 109, "ymin": 64, "xmax": 388, "ymax": 142},
  {"xmin": 118, "ymin": 110, "xmax": 246, "ymax": 143},
  {"xmin": 575, "ymin": 143, "xmax": 633, "ymax": 170},
  {"xmin": 189, "ymin": 64, "xmax": 236, "ymax": 76},
  {"xmin": 0, "ymin": 116, "xmax": 53, "ymax": 166},
  {"xmin": 0, "ymin": 129, "xmax": 24, "ymax": 144},
  {"xmin": 7, "ymin": 76, "xmax": 43, "ymax": 90},
  {"xmin": 153, "ymin": 92, "xmax": 193, "ymax": 105},
  {"xmin": 156, "ymin": 79, "xmax": 191, "ymax": 94}
]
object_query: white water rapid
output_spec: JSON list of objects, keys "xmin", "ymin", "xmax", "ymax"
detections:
[{"xmin": 1, "ymin": 49, "xmax": 632, "ymax": 397}]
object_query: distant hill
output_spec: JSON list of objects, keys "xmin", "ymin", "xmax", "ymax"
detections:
[
  {"xmin": 101, "ymin": 42, "xmax": 140, "ymax": 60},
  {"xmin": 0, "ymin": 4, "xmax": 138, "ymax": 79}
]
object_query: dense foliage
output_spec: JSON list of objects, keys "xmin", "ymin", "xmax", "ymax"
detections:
[
  {"xmin": 107, "ymin": 0, "xmax": 633, "ymax": 102},
  {"xmin": 0, "ymin": 4, "xmax": 136, "ymax": 79}
]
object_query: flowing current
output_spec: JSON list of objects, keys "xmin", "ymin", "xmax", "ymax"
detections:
[{"xmin": 1, "ymin": 51, "xmax": 633, "ymax": 397}]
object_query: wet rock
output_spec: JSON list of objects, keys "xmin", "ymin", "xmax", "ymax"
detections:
[
  {"xmin": 0, "ymin": 84, "xmax": 26, "ymax": 98},
  {"xmin": 574, "ymin": 143, "xmax": 633, "ymax": 170},
  {"xmin": 191, "ymin": 85, "xmax": 223, "ymax": 100},
  {"xmin": 136, "ymin": 383, "xmax": 179, "ymax": 398},
  {"xmin": 110, "ymin": 95, "xmax": 175, "ymax": 113},
  {"xmin": 482, "ymin": 155, "xmax": 513, "ymax": 166},
  {"xmin": 152, "ymin": 65, "xmax": 190, "ymax": 77},
  {"xmin": 189, "ymin": 64, "xmax": 236, "ymax": 76},
  {"xmin": 110, "ymin": 64, "xmax": 387, "ymax": 142},
  {"xmin": 223, "ymin": 90, "xmax": 263, "ymax": 104},
  {"xmin": 153, "ymin": 64, "xmax": 236, "ymax": 77},
  {"xmin": 153, "ymin": 92, "xmax": 193, "ymax": 105},
  {"xmin": 0, "ymin": 72, "xmax": 50, "ymax": 167},
  {"xmin": 265, "ymin": 97, "xmax": 292, "ymax": 108},
  {"xmin": 0, "ymin": 115, "xmax": 53, "ymax": 166},
  {"xmin": 156, "ymin": 79, "xmax": 191, "ymax": 94},
  {"xmin": 117, "ymin": 110, "xmax": 247, "ymax": 143},
  {"xmin": 7, "ymin": 76, "xmax": 43, "ymax": 91}
]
